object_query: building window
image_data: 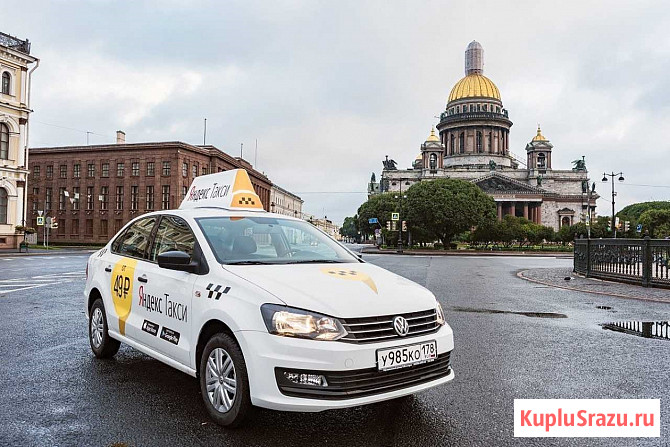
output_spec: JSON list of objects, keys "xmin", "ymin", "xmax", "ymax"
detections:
[
  {"xmin": 161, "ymin": 185, "xmax": 170, "ymax": 209},
  {"xmin": 1, "ymin": 72, "xmax": 10, "ymax": 95},
  {"xmin": 0, "ymin": 188, "xmax": 7, "ymax": 224},
  {"xmin": 60, "ymin": 165, "xmax": 67, "ymax": 179},
  {"xmin": 0, "ymin": 123, "xmax": 8, "ymax": 159},
  {"xmin": 537, "ymin": 153, "xmax": 546, "ymax": 169},
  {"xmin": 146, "ymin": 186, "xmax": 154, "ymax": 210},
  {"xmin": 131, "ymin": 161, "xmax": 139, "ymax": 176},
  {"xmin": 429, "ymin": 153, "xmax": 437, "ymax": 170},
  {"xmin": 33, "ymin": 165, "xmax": 40, "ymax": 177},
  {"xmin": 73, "ymin": 187, "xmax": 80, "ymax": 210},
  {"xmin": 73, "ymin": 164, "xmax": 80, "ymax": 178},
  {"xmin": 45, "ymin": 187, "xmax": 52, "ymax": 210},
  {"xmin": 114, "ymin": 219, "xmax": 122, "ymax": 233},
  {"xmin": 476, "ymin": 131, "xmax": 483, "ymax": 153},
  {"xmin": 71, "ymin": 220, "xmax": 79, "ymax": 235},
  {"xmin": 46, "ymin": 165, "xmax": 53, "ymax": 179},
  {"xmin": 85, "ymin": 219, "xmax": 93, "ymax": 235},
  {"xmin": 31, "ymin": 187, "xmax": 38, "ymax": 210},
  {"xmin": 130, "ymin": 186, "xmax": 139, "ymax": 210},
  {"xmin": 117, "ymin": 163, "xmax": 124, "ymax": 177},
  {"xmin": 146, "ymin": 162, "xmax": 155, "ymax": 176},
  {"xmin": 101, "ymin": 163, "xmax": 109, "ymax": 178},
  {"xmin": 192, "ymin": 164, "xmax": 198, "ymax": 178},
  {"xmin": 116, "ymin": 186, "xmax": 124, "ymax": 210},
  {"xmin": 100, "ymin": 219, "xmax": 108, "ymax": 236},
  {"xmin": 87, "ymin": 164, "xmax": 95, "ymax": 178},
  {"xmin": 182, "ymin": 186, "xmax": 187, "ymax": 199},
  {"xmin": 459, "ymin": 132, "xmax": 465, "ymax": 154},
  {"xmin": 182, "ymin": 162, "xmax": 188, "ymax": 177},
  {"xmin": 100, "ymin": 186, "xmax": 109, "ymax": 210},
  {"xmin": 86, "ymin": 186, "xmax": 94, "ymax": 210},
  {"xmin": 162, "ymin": 161, "xmax": 171, "ymax": 176},
  {"xmin": 450, "ymin": 134, "xmax": 455, "ymax": 156},
  {"xmin": 59, "ymin": 187, "xmax": 66, "ymax": 210}
]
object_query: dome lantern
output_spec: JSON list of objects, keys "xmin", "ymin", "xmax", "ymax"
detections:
[{"xmin": 465, "ymin": 41, "xmax": 484, "ymax": 75}]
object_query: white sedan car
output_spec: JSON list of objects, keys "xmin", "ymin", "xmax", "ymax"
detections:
[{"xmin": 84, "ymin": 170, "xmax": 454, "ymax": 427}]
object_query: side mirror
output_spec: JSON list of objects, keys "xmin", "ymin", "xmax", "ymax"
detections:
[{"xmin": 157, "ymin": 250, "xmax": 198, "ymax": 273}]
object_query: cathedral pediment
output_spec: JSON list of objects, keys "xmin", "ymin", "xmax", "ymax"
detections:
[{"xmin": 471, "ymin": 173, "xmax": 544, "ymax": 194}]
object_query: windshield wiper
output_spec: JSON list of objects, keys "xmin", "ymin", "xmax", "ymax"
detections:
[
  {"xmin": 289, "ymin": 259, "xmax": 348, "ymax": 264},
  {"xmin": 224, "ymin": 260, "xmax": 275, "ymax": 265}
]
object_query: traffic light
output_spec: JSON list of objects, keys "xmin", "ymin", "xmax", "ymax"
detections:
[
  {"xmin": 402, "ymin": 221, "xmax": 407, "ymax": 232},
  {"xmin": 386, "ymin": 221, "xmax": 391, "ymax": 231},
  {"xmin": 624, "ymin": 221, "xmax": 630, "ymax": 232}
]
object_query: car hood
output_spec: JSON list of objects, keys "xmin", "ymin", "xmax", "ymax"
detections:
[{"xmin": 223, "ymin": 262, "xmax": 437, "ymax": 318}]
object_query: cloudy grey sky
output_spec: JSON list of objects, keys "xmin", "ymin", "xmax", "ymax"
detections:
[{"xmin": 9, "ymin": 0, "xmax": 670, "ymax": 224}]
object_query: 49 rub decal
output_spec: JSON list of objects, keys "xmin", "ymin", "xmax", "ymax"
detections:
[{"xmin": 111, "ymin": 258, "xmax": 137, "ymax": 335}]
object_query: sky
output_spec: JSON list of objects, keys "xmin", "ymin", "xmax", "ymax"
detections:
[{"xmin": 7, "ymin": 0, "xmax": 670, "ymax": 224}]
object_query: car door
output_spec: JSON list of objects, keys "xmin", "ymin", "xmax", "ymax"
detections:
[
  {"xmin": 102, "ymin": 215, "xmax": 158, "ymax": 341},
  {"xmin": 135, "ymin": 215, "xmax": 197, "ymax": 367}
]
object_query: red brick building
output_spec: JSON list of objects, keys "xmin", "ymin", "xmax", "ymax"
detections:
[{"xmin": 28, "ymin": 136, "xmax": 272, "ymax": 244}]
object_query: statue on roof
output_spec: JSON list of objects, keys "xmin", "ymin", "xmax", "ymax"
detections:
[
  {"xmin": 488, "ymin": 159, "xmax": 497, "ymax": 171},
  {"xmin": 572, "ymin": 156, "xmax": 587, "ymax": 172},
  {"xmin": 382, "ymin": 155, "xmax": 397, "ymax": 171},
  {"xmin": 371, "ymin": 172, "xmax": 376, "ymax": 183}
]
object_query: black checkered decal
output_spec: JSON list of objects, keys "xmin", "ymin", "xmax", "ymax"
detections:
[
  {"xmin": 206, "ymin": 283, "xmax": 231, "ymax": 300},
  {"xmin": 238, "ymin": 196, "xmax": 256, "ymax": 205}
]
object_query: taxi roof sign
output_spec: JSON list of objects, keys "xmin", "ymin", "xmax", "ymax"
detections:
[{"xmin": 179, "ymin": 169, "xmax": 265, "ymax": 211}]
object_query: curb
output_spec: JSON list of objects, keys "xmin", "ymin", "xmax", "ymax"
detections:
[
  {"xmin": 361, "ymin": 248, "xmax": 573, "ymax": 258},
  {"xmin": 516, "ymin": 270, "xmax": 670, "ymax": 304},
  {"xmin": 0, "ymin": 250, "xmax": 96, "ymax": 258}
]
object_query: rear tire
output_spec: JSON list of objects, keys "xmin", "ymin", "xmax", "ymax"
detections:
[
  {"xmin": 199, "ymin": 333, "xmax": 251, "ymax": 428},
  {"xmin": 89, "ymin": 298, "xmax": 120, "ymax": 358}
]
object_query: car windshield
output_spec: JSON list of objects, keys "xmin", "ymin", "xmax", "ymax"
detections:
[{"xmin": 196, "ymin": 216, "xmax": 359, "ymax": 265}]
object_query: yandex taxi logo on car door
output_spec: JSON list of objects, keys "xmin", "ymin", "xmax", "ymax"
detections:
[
  {"xmin": 137, "ymin": 285, "xmax": 188, "ymax": 323},
  {"xmin": 110, "ymin": 258, "xmax": 137, "ymax": 335},
  {"xmin": 320, "ymin": 267, "xmax": 378, "ymax": 293},
  {"xmin": 179, "ymin": 169, "xmax": 264, "ymax": 211}
]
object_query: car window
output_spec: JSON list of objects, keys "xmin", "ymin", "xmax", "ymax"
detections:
[
  {"xmin": 150, "ymin": 215, "xmax": 195, "ymax": 262},
  {"xmin": 112, "ymin": 216, "xmax": 157, "ymax": 259},
  {"xmin": 196, "ymin": 216, "xmax": 357, "ymax": 264}
]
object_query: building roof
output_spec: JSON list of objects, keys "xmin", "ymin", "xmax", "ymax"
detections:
[
  {"xmin": 448, "ymin": 74, "xmax": 501, "ymax": 103},
  {"xmin": 531, "ymin": 125, "xmax": 547, "ymax": 142},
  {"xmin": 0, "ymin": 32, "xmax": 31, "ymax": 55},
  {"xmin": 426, "ymin": 127, "xmax": 439, "ymax": 142}
]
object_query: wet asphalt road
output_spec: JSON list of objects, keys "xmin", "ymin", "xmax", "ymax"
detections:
[{"xmin": 0, "ymin": 252, "xmax": 668, "ymax": 446}]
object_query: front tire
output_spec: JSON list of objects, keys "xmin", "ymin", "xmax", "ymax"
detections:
[
  {"xmin": 199, "ymin": 333, "xmax": 251, "ymax": 428},
  {"xmin": 89, "ymin": 298, "xmax": 120, "ymax": 358}
]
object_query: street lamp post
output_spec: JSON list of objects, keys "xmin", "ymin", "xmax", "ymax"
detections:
[
  {"xmin": 394, "ymin": 181, "xmax": 407, "ymax": 254},
  {"xmin": 602, "ymin": 172, "xmax": 624, "ymax": 238}
]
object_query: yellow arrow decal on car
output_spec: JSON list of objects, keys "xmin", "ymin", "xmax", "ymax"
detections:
[{"xmin": 320, "ymin": 268, "xmax": 378, "ymax": 294}]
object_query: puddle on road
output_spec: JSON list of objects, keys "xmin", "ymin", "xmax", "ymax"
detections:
[
  {"xmin": 451, "ymin": 307, "xmax": 567, "ymax": 319},
  {"xmin": 601, "ymin": 321, "xmax": 670, "ymax": 341}
]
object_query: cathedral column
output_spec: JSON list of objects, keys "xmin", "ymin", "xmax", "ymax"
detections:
[
  {"xmin": 497, "ymin": 202, "xmax": 502, "ymax": 221},
  {"xmin": 530, "ymin": 205, "xmax": 536, "ymax": 223},
  {"xmin": 507, "ymin": 202, "xmax": 514, "ymax": 216},
  {"xmin": 536, "ymin": 203, "xmax": 542, "ymax": 225},
  {"xmin": 523, "ymin": 202, "xmax": 529, "ymax": 220}
]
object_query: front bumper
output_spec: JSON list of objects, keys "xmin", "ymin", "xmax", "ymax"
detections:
[{"xmin": 236, "ymin": 324, "xmax": 454, "ymax": 412}]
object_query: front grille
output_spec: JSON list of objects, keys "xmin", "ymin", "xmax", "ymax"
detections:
[
  {"xmin": 276, "ymin": 351, "xmax": 451, "ymax": 400},
  {"xmin": 340, "ymin": 309, "xmax": 440, "ymax": 343}
]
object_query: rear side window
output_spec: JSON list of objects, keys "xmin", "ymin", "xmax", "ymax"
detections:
[
  {"xmin": 111, "ymin": 216, "xmax": 157, "ymax": 259},
  {"xmin": 149, "ymin": 216, "xmax": 195, "ymax": 262}
]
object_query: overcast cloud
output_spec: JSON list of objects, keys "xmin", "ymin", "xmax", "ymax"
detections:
[{"xmin": 9, "ymin": 0, "xmax": 670, "ymax": 223}]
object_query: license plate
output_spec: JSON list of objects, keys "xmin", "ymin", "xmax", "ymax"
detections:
[{"xmin": 376, "ymin": 340, "xmax": 437, "ymax": 371}]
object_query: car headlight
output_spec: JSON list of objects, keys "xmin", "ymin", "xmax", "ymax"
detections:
[
  {"xmin": 436, "ymin": 302, "xmax": 446, "ymax": 326},
  {"xmin": 260, "ymin": 304, "xmax": 348, "ymax": 341}
]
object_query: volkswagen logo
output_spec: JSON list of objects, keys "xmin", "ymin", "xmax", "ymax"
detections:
[{"xmin": 393, "ymin": 316, "xmax": 409, "ymax": 336}]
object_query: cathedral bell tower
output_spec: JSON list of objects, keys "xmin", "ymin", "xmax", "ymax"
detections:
[
  {"xmin": 418, "ymin": 127, "xmax": 445, "ymax": 173},
  {"xmin": 525, "ymin": 125, "xmax": 553, "ymax": 175}
]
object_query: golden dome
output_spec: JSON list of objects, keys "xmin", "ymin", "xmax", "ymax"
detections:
[
  {"xmin": 448, "ymin": 74, "xmax": 501, "ymax": 103},
  {"xmin": 532, "ymin": 125, "xmax": 547, "ymax": 141},
  {"xmin": 426, "ymin": 127, "xmax": 439, "ymax": 142},
  {"xmin": 415, "ymin": 153, "xmax": 422, "ymax": 160}
]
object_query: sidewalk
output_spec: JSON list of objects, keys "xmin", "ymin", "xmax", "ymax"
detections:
[
  {"xmin": 360, "ymin": 247, "xmax": 573, "ymax": 258},
  {"xmin": 0, "ymin": 247, "xmax": 97, "ymax": 257},
  {"xmin": 518, "ymin": 267, "xmax": 670, "ymax": 303}
]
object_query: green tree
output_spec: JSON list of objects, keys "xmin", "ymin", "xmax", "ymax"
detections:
[
  {"xmin": 356, "ymin": 193, "xmax": 398, "ymax": 240},
  {"xmin": 618, "ymin": 201, "xmax": 670, "ymax": 221},
  {"xmin": 339, "ymin": 215, "xmax": 359, "ymax": 240},
  {"xmin": 405, "ymin": 179, "xmax": 496, "ymax": 247},
  {"xmin": 639, "ymin": 209, "xmax": 670, "ymax": 238}
]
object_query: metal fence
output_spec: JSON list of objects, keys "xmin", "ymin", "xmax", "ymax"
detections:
[
  {"xmin": 574, "ymin": 237, "xmax": 670, "ymax": 289},
  {"xmin": 602, "ymin": 321, "xmax": 670, "ymax": 340}
]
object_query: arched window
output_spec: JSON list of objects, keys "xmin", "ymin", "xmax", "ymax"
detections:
[
  {"xmin": 0, "ymin": 123, "xmax": 8, "ymax": 160},
  {"xmin": 459, "ymin": 132, "xmax": 465, "ymax": 154},
  {"xmin": 450, "ymin": 134, "xmax": 455, "ymax": 155},
  {"xmin": 429, "ymin": 153, "xmax": 437, "ymax": 169},
  {"xmin": 488, "ymin": 133, "xmax": 492, "ymax": 151},
  {"xmin": 0, "ymin": 188, "xmax": 7, "ymax": 224},
  {"xmin": 476, "ymin": 131, "xmax": 483, "ymax": 153},
  {"xmin": 537, "ymin": 153, "xmax": 546, "ymax": 168},
  {"xmin": 1, "ymin": 72, "xmax": 9, "ymax": 95}
]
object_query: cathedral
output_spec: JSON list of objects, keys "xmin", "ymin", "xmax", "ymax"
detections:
[{"xmin": 370, "ymin": 41, "xmax": 597, "ymax": 231}]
